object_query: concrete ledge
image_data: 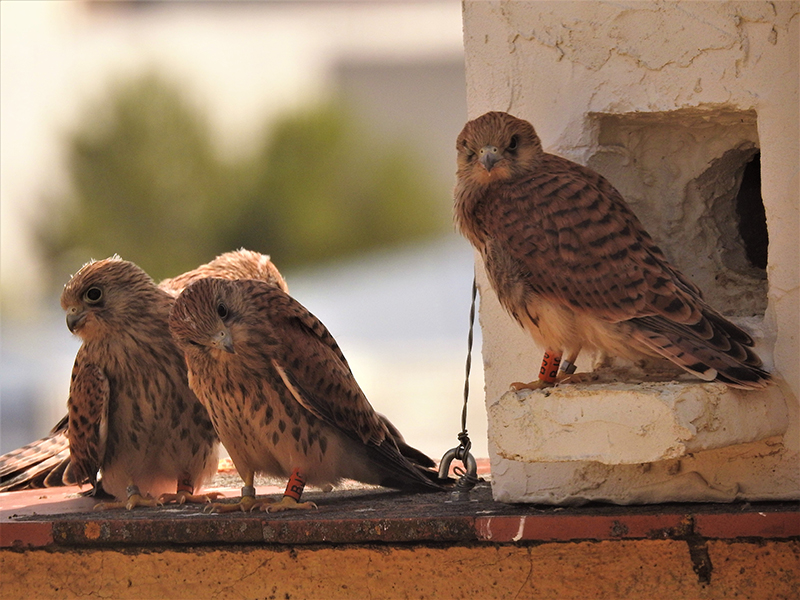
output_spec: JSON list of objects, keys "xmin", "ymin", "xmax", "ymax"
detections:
[
  {"xmin": 1, "ymin": 482, "xmax": 797, "ymax": 599},
  {"xmin": 489, "ymin": 381, "xmax": 788, "ymax": 465},
  {"xmin": 0, "ymin": 483, "xmax": 798, "ymax": 600},
  {"xmin": 2, "ymin": 540, "xmax": 798, "ymax": 600},
  {"xmin": 1, "ymin": 483, "xmax": 797, "ymax": 549}
]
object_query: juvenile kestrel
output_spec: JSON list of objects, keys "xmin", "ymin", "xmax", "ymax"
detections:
[
  {"xmin": 169, "ymin": 278, "xmax": 444, "ymax": 512},
  {"xmin": 0, "ymin": 249, "xmax": 287, "ymax": 498},
  {"xmin": 454, "ymin": 111, "xmax": 769, "ymax": 390},
  {"xmin": 57, "ymin": 257, "xmax": 219, "ymax": 508}
]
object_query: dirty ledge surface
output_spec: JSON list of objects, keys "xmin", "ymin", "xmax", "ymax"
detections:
[{"xmin": 1, "ymin": 478, "xmax": 797, "ymax": 549}]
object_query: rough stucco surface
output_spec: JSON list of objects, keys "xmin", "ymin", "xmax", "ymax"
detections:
[
  {"xmin": 490, "ymin": 381, "xmax": 788, "ymax": 465},
  {"xmin": 462, "ymin": 1, "xmax": 799, "ymax": 504},
  {"xmin": 2, "ymin": 540, "xmax": 798, "ymax": 599},
  {"xmin": 587, "ymin": 110, "xmax": 765, "ymax": 317}
]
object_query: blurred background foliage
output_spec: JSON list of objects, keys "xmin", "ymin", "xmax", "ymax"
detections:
[{"xmin": 36, "ymin": 72, "xmax": 449, "ymax": 286}]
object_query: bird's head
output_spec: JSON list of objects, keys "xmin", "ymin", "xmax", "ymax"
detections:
[
  {"xmin": 456, "ymin": 111, "xmax": 544, "ymax": 186},
  {"xmin": 60, "ymin": 256, "xmax": 161, "ymax": 341},
  {"xmin": 203, "ymin": 249, "xmax": 288, "ymax": 292},
  {"xmin": 170, "ymin": 278, "xmax": 242, "ymax": 355},
  {"xmin": 159, "ymin": 249, "xmax": 288, "ymax": 298}
]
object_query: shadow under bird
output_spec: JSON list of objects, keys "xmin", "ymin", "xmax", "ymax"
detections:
[
  {"xmin": 169, "ymin": 277, "xmax": 446, "ymax": 513},
  {"xmin": 454, "ymin": 111, "xmax": 770, "ymax": 390}
]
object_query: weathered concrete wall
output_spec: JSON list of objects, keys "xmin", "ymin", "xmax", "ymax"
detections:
[
  {"xmin": 462, "ymin": 1, "xmax": 799, "ymax": 503},
  {"xmin": 2, "ymin": 540, "xmax": 799, "ymax": 599}
]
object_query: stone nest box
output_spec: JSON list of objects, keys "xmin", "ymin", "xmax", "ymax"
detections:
[{"xmin": 462, "ymin": 1, "xmax": 799, "ymax": 504}]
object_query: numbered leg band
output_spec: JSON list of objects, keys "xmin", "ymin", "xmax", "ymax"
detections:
[
  {"xmin": 538, "ymin": 350, "xmax": 563, "ymax": 384},
  {"xmin": 284, "ymin": 468, "xmax": 307, "ymax": 502}
]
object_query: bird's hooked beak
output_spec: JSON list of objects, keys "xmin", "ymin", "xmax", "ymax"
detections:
[
  {"xmin": 213, "ymin": 328, "xmax": 235, "ymax": 354},
  {"xmin": 479, "ymin": 145, "xmax": 501, "ymax": 172},
  {"xmin": 65, "ymin": 307, "xmax": 85, "ymax": 333}
]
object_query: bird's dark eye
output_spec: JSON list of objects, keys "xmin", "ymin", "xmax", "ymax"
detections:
[
  {"xmin": 84, "ymin": 287, "xmax": 103, "ymax": 304},
  {"xmin": 217, "ymin": 303, "xmax": 229, "ymax": 319},
  {"xmin": 508, "ymin": 135, "xmax": 519, "ymax": 151}
]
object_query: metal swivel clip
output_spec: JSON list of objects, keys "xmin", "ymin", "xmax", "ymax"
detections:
[{"xmin": 439, "ymin": 431, "xmax": 480, "ymax": 501}]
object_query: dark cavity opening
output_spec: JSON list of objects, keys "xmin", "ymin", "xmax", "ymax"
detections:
[{"xmin": 735, "ymin": 152, "xmax": 768, "ymax": 270}]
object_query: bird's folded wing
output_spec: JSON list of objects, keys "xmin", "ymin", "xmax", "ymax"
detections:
[
  {"xmin": 66, "ymin": 354, "xmax": 110, "ymax": 485},
  {"xmin": 492, "ymin": 154, "xmax": 705, "ymax": 326},
  {"xmin": 268, "ymin": 297, "xmax": 386, "ymax": 447}
]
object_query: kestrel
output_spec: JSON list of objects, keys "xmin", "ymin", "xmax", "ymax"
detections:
[
  {"xmin": 0, "ymin": 249, "xmax": 287, "ymax": 498},
  {"xmin": 169, "ymin": 277, "xmax": 444, "ymax": 512},
  {"xmin": 454, "ymin": 111, "xmax": 769, "ymax": 390}
]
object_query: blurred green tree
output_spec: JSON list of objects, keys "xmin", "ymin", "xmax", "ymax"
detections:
[
  {"xmin": 37, "ymin": 72, "xmax": 448, "ymax": 286},
  {"xmin": 232, "ymin": 106, "xmax": 448, "ymax": 269}
]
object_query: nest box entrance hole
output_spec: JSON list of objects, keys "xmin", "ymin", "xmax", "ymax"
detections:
[{"xmin": 588, "ymin": 109, "xmax": 767, "ymax": 318}]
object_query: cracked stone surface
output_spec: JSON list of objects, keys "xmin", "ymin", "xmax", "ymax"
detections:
[{"xmin": 489, "ymin": 380, "xmax": 788, "ymax": 465}]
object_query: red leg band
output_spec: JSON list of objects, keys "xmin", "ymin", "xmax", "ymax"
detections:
[
  {"xmin": 539, "ymin": 350, "xmax": 562, "ymax": 384},
  {"xmin": 283, "ymin": 468, "xmax": 306, "ymax": 502},
  {"xmin": 177, "ymin": 478, "xmax": 194, "ymax": 494}
]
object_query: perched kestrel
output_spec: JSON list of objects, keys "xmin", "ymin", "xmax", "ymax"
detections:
[
  {"xmin": 169, "ymin": 277, "xmax": 444, "ymax": 512},
  {"xmin": 454, "ymin": 111, "xmax": 769, "ymax": 390},
  {"xmin": 0, "ymin": 249, "xmax": 287, "ymax": 498},
  {"xmin": 55, "ymin": 257, "xmax": 219, "ymax": 508}
]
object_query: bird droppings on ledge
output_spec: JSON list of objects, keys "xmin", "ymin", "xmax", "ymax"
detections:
[{"xmin": 0, "ymin": 475, "xmax": 797, "ymax": 550}]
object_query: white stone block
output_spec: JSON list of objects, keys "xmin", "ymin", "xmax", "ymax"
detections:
[
  {"xmin": 486, "ymin": 379, "xmax": 795, "ymax": 505},
  {"xmin": 489, "ymin": 381, "xmax": 789, "ymax": 465}
]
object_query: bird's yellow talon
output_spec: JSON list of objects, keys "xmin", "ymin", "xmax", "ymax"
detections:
[
  {"xmin": 127, "ymin": 493, "xmax": 161, "ymax": 510},
  {"xmin": 264, "ymin": 496, "xmax": 318, "ymax": 513},
  {"xmin": 510, "ymin": 380, "xmax": 553, "ymax": 392},
  {"xmin": 204, "ymin": 493, "xmax": 275, "ymax": 513},
  {"xmin": 159, "ymin": 490, "xmax": 223, "ymax": 506},
  {"xmin": 93, "ymin": 492, "xmax": 160, "ymax": 510}
]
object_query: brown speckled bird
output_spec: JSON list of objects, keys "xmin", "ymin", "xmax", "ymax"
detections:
[
  {"xmin": 454, "ymin": 111, "xmax": 769, "ymax": 390},
  {"xmin": 169, "ymin": 277, "xmax": 444, "ymax": 513},
  {"xmin": 0, "ymin": 249, "xmax": 287, "ymax": 497},
  {"xmin": 59, "ymin": 257, "xmax": 219, "ymax": 508}
]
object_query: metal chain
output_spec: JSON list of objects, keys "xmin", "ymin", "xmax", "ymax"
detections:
[
  {"xmin": 461, "ymin": 276, "xmax": 477, "ymax": 438},
  {"xmin": 438, "ymin": 273, "xmax": 480, "ymax": 499}
]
